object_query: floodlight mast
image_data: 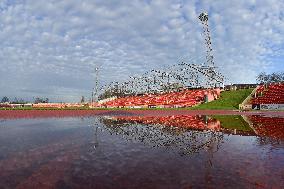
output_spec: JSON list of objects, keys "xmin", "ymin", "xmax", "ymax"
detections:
[
  {"xmin": 91, "ymin": 66, "xmax": 100, "ymax": 105},
  {"xmin": 198, "ymin": 12, "xmax": 214, "ymax": 68},
  {"xmin": 94, "ymin": 67, "xmax": 99, "ymax": 102},
  {"xmin": 197, "ymin": 12, "xmax": 225, "ymax": 87}
]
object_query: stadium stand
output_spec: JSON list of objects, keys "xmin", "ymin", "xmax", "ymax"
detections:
[
  {"xmin": 251, "ymin": 83, "xmax": 284, "ymax": 104},
  {"xmin": 101, "ymin": 89, "xmax": 220, "ymax": 108}
]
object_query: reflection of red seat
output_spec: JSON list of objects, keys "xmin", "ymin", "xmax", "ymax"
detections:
[
  {"xmin": 103, "ymin": 89, "xmax": 220, "ymax": 108},
  {"xmin": 248, "ymin": 115, "xmax": 284, "ymax": 139},
  {"xmin": 251, "ymin": 83, "xmax": 284, "ymax": 104}
]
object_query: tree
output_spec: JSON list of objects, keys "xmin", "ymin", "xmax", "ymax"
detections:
[
  {"xmin": 12, "ymin": 97, "xmax": 19, "ymax": 104},
  {"xmin": 18, "ymin": 98, "xmax": 26, "ymax": 104},
  {"xmin": 270, "ymin": 73, "xmax": 282, "ymax": 83},
  {"xmin": 256, "ymin": 72, "xmax": 284, "ymax": 84},
  {"xmin": 1, "ymin": 96, "xmax": 9, "ymax": 103},
  {"xmin": 256, "ymin": 72, "xmax": 267, "ymax": 84},
  {"xmin": 98, "ymin": 87, "xmax": 131, "ymax": 100},
  {"xmin": 281, "ymin": 72, "xmax": 284, "ymax": 81},
  {"xmin": 34, "ymin": 97, "xmax": 49, "ymax": 104},
  {"xmin": 11, "ymin": 98, "xmax": 26, "ymax": 104}
]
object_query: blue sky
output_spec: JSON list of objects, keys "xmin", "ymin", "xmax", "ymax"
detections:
[{"xmin": 0, "ymin": 0, "xmax": 283, "ymax": 102}]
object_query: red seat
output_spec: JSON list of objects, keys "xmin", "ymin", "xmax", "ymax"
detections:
[
  {"xmin": 251, "ymin": 83, "xmax": 284, "ymax": 104},
  {"xmin": 102, "ymin": 89, "xmax": 220, "ymax": 108}
]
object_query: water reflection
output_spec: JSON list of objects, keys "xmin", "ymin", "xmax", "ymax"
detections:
[
  {"xmin": 99, "ymin": 114, "xmax": 284, "ymax": 140},
  {"xmin": 99, "ymin": 115, "xmax": 224, "ymax": 155},
  {"xmin": 247, "ymin": 115, "xmax": 284, "ymax": 140},
  {"xmin": 97, "ymin": 114, "xmax": 284, "ymax": 176},
  {"xmin": 0, "ymin": 115, "xmax": 283, "ymax": 188}
]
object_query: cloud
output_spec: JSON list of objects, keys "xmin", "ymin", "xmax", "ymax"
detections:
[{"xmin": 0, "ymin": 0, "xmax": 283, "ymax": 101}]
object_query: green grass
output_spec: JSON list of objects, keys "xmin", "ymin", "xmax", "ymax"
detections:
[
  {"xmin": 211, "ymin": 115, "xmax": 252, "ymax": 131},
  {"xmin": 189, "ymin": 88, "xmax": 253, "ymax": 110}
]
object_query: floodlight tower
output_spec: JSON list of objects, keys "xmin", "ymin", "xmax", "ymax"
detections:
[
  {"xmin": 197, "ymin": 12, "xmax": 224, "ymax": 87},
  {"xmin": 91, "ymin": 66, "xmax": 100, "ymax": 105},
  {"xmin": 198, "ymin": 12, "xmax": 214, "ymax": 68},
  {"xmin": 94, "ymin": 67, "xmax": 99, "ymax": 102}
]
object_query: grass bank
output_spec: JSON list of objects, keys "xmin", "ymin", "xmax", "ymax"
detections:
[
  {"xmin": 190, "ymin": 89, "xmax": 253, "ymax": 110},
  {"xmin": 211, "ymin": 115, "xmax": 252, "ymax": 131}
]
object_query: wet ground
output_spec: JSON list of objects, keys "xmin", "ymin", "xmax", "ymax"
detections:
[{"xmin": 0, "ymin": 113, "xmax": 283, "ymax": 188}]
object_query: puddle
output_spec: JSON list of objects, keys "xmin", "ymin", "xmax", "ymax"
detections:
[{"xmin": 0, "ymin": 115, "xmax": 283, "ymax": 188}]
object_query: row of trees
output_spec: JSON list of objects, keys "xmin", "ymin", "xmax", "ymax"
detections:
[
  {"xmin": 256, "ymin": 72, "xmax": 284, "ymax": 84},
  {"xmin": 1, "ymin": 96, "xmax": 87, "ymax": 104},
  {"xmin": 1, "ymin": 97, "xmax": 27, "ymax": 104},
  {"xmin": 1, "ymin": 97, "xmax": 49, "ymax": 104}
]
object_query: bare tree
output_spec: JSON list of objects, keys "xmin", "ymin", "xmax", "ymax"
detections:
[
  {"xmin": 1, "ymin": 96, "xmax": 9, "ymax": 103},
  {"xmin": 34, "ymin": 97, "xmax": 49, "ymax": 104},
  {"xmin": 256, "ymin": 72, "xmax": 267, "ymax": 84},
  {"xmin": 256, "ymin": 72, "xmax": 284, "ymax": 84}
]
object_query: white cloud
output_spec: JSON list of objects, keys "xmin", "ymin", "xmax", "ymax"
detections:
[{"xmin": 0, "ymin": 0, "xmax": 283, "ymax": 101}]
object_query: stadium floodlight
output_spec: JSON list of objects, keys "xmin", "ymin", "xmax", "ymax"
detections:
[
  {"xmin": 198, "ymin": 12, "xmax": 208, "ymax": 22},
  {"xmin": 198, "ymin": 12, "xmax": 214, "ymax": 68}
]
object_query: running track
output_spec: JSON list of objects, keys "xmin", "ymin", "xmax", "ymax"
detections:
[{"xmin": 0, "ymin": 109, "xmax": 283, "ymax": 119}]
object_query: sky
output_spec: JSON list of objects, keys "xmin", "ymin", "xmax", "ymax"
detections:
[{"xmin": 0, "ymin": 0, "xmax": 283, "ymax": 102}]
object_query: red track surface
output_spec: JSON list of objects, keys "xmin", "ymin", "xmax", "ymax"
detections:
[{"xmin": 0, "ymin": 109, "xmax": 283, "ymax": 119}]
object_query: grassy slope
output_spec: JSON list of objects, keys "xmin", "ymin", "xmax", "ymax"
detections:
[{"xmin": 190, "ymin": 88, "xmax": 253, "ymax": 110}]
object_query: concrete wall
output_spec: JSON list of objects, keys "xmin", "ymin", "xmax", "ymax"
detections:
[{"xmin": 260, "ymin": 104, "xmax": 284, "ymax": 110}]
